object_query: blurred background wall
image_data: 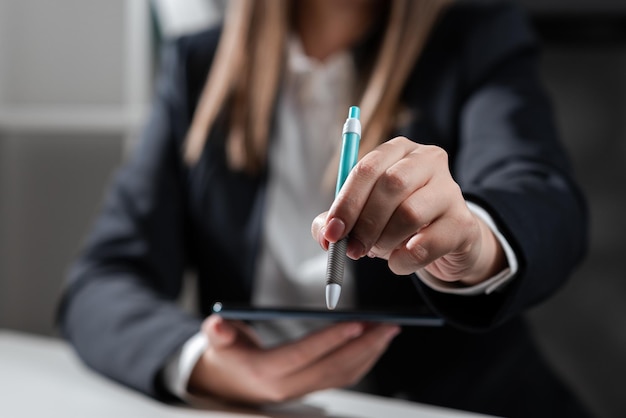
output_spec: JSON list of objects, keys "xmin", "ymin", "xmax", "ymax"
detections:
[{"xmin": 0, "ymin": 1, "xmax": 625, "ymax": 417}]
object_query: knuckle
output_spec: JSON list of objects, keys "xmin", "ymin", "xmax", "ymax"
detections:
[
  {"xmin": 394, "ymin": 201, "xmax": 425, "ymax": 230},
  {"xmin": 355, "ymin": 215, "xmax": 377, "ymax": 236},
  {"xmin": 408, "ymin": 242, "xmax": 430, "ymax": 265},
  {"xmin": 353, "ymin": 158, "xmax": 379, "ymax": 181},
  {"xmin": 429, "ymin": 145, "xmax": 449, "ymax": 163},
  {"xmin": 389, "ymin": 135, "xmax": 410, "ymax": 145},
  {"xmin": 417, "ymin": 144, "xmax": 448, "ymax": 167},
  {"xmin": 389, "ymin": 249, "xmax": 424, "ymax": 275},
  {"xmin": 380, "ymin": 167, "xmax": 410, "ymax": 193}
]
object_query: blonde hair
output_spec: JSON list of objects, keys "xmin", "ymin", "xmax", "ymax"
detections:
[{"xmin": 184, "ymin": 0, "xmax": 452, "ymax": 175}]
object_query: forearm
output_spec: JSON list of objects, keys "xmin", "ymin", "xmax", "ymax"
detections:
[
  {"xmin": 60, "ymin": 272, "xmax": 202, "ymax": 399},
  {"xmin": 463, "ymin": 171, "xmax": 587, "ymax": 306}
]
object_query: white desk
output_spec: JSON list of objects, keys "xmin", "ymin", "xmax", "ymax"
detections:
[{"xmin": 0, "ymin": 331, "xmax": 488, "ymax": 418}]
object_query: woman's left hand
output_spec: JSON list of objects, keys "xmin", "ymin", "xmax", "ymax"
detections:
[{"xmin": 312, "ymin": 137, "xmax": 505, "ymax": 286}]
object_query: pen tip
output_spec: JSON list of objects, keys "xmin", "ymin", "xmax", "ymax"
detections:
[
  {"xmin": 348, "ymin": 106, "xmax": 360, "ymax": 120},
  {"xmin": 326, "ymin": 283, "xmax": 342, "ymax": 310}
]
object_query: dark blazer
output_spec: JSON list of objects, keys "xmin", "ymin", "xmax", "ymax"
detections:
[{"xmin": 59, "ymin": 1, "xmax": 589, "ymax": 417}]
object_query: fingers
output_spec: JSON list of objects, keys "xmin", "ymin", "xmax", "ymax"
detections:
[
  {"xmin": 344, "ymin": 148, "xmax": 432, "ymax": 259},
  {"xmin": 202, "ymin": 315, "xmax": 261, "ymax": 349},
  {"xmin": 259, "ymin": 321, "xmax": 365, "ymax": 377},
  {"xmin": 317, "ymin": 136, "xmax": 493, "ymax": 280},
  {"xmin": 368, "ymin": 170, "xmax": 451, "ymax": 259},
  {"xmin": 325, "ymin": 137, "xmax": 416, "ymax": 245},
  {"xmin": 280, "ymin": 324, "xmax": 401, "ymax": 399},
  {"xmin": 423, "ymin": 212, "xmax": 506, "ymax": 285},
  {"xmin": 311, "ymin": 211, "xmax": 330, "ymax": 250},
  {"xmin": 202, "ymin": 315, "xmax": 237, "ymax": 348},
  {"xmin": 334, "ymin": 324, "xmax": 400, "ymax": 385},
  {"xmin": 325, "ymin": 139, "xmax": 458, "ymax": 262},
  {"xmin": 193, "ymin": 319, "xmax": 400, "ymax": 405},
  {"xmin": 387, "ymin": 208, "xmax": 477, "ymax": 276}
]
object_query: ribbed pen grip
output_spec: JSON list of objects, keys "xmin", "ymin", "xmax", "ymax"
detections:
[{"xmin": 326, "ymin": 238, "xmax": 348, "ymax": 286}]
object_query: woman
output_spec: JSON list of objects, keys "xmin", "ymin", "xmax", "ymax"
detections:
[{"xmin": 59, "ymin": 0, "xmax": 589, "ymax": 416}]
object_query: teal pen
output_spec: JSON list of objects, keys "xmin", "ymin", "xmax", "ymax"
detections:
[{"xmin": 326, "ymin": 106, "xmax": 361, "ymax": 310}]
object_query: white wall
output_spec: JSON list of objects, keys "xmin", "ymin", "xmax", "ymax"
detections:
[
  {"xmin": 0, "ymin": 0, "xmax": 228, "ymax": 336},
  {"xmin": 0, "ymin": 0, "xmax": 151, "ymax": 335},
  {"xmin": 1, "ymin": 0, "xmax": 125, "ymax": 106},
  {"xmin": 0, "ymin": 132, "xmax": 124, "ymax": 335},
  {"xmin": 0, "ymin": 0, "xmax": 7, "ymax": 103}
]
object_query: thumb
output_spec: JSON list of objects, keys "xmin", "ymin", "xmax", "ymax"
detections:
[
  {"xmin": 202, "ymin": 315, "xmax": 237, "ymax": 349},
  {"xmin": 311, "ymin": 211, "xmax": 330, "ymax": 250}
]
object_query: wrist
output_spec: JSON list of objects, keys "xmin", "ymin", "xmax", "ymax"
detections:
[
  {"xmin": 161, "ymin": 331, "xmax": 208, "ymax": 400},
  {"xmin": 458, "ymin": 214, "xmax": 506, "ymax": 286},
  {"xmin": 187, "ymin": 352, "xmax": 210, "ymax": 396},
  {"xmin": 423, "ymin": 213, "xmax": 506, "ymax": 286},
  {"xmin": 417, "ymin": 201, "xmax": 517, "ymax": 295}
]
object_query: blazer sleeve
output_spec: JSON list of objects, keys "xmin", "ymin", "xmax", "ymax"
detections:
[
  {"xmin": 413, "ymin": 2, "xmax": 589, "ymax": 330},
  {"xmin": 57, "ymin": 37, "xmax": 206, "ymax": 399}
]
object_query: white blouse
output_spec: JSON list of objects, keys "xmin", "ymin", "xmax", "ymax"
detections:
[{"xmin": 251, "ymin": 37, "xmax": 357, "ymax": 345}]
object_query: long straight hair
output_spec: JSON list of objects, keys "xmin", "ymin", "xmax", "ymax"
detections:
[{"xmin": 184, "ymin": 0, "xmax": 452, "ymax": 177}]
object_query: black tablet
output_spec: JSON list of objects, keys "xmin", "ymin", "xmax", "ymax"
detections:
[{"xmin": 211, "ymin": 302, "xmax": 444, "ymax": 327}]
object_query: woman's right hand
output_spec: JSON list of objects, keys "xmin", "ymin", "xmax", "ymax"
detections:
[{"xmin": 188, "ymin": 315, "xmax": 400, "ymax": 405}]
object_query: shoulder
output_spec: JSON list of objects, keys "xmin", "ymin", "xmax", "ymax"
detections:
[
  {"xmin": 399, "ymin": 1, "xmax": 540, "ymax": 145},
  {"xmin": 430, "ymin": 0, "xmax": 537, "ymax": 83},
  {"xmin": 152, "ymin": 26, "xmax": 222, "ymax": 134},
  {"xmin": 174, "ymin": 27, "xmax": 222, "ymax": 68},
  {"xmin": 437, "ymin": 0, "xmax": 535, "ymax": 44},
  {"xmin": 162, "ymin": 26, "xmax": 222, "ymax": 93}
]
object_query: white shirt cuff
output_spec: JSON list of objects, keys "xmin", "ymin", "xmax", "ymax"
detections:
[
  {"xmin": 416, "ymin": 201, "xmax": 519, "ymax": 296},
  {"xmin": 162, "ymin": 331, "xmax": 208, "ymax": 400}
]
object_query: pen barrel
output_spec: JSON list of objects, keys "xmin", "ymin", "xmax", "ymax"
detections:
[
  {"xmin": 325, "ymin": 238, "xmax": 348, "ymax": 286},
  {"xmin": 325, "ymin": 107, "xmax": 361, "ymax": 309},
  {"xmin": 335, "ymin": 131, "xmax": 361, "ymax": 196}
]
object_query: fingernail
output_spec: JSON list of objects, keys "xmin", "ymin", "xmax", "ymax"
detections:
[
  {"xmin": 347, "ymin": 239, "xmax": 366, "ymax": 260},
  {"xmin": 325, "ymin": 218, "xmax": 346, "ymax": 242}
]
